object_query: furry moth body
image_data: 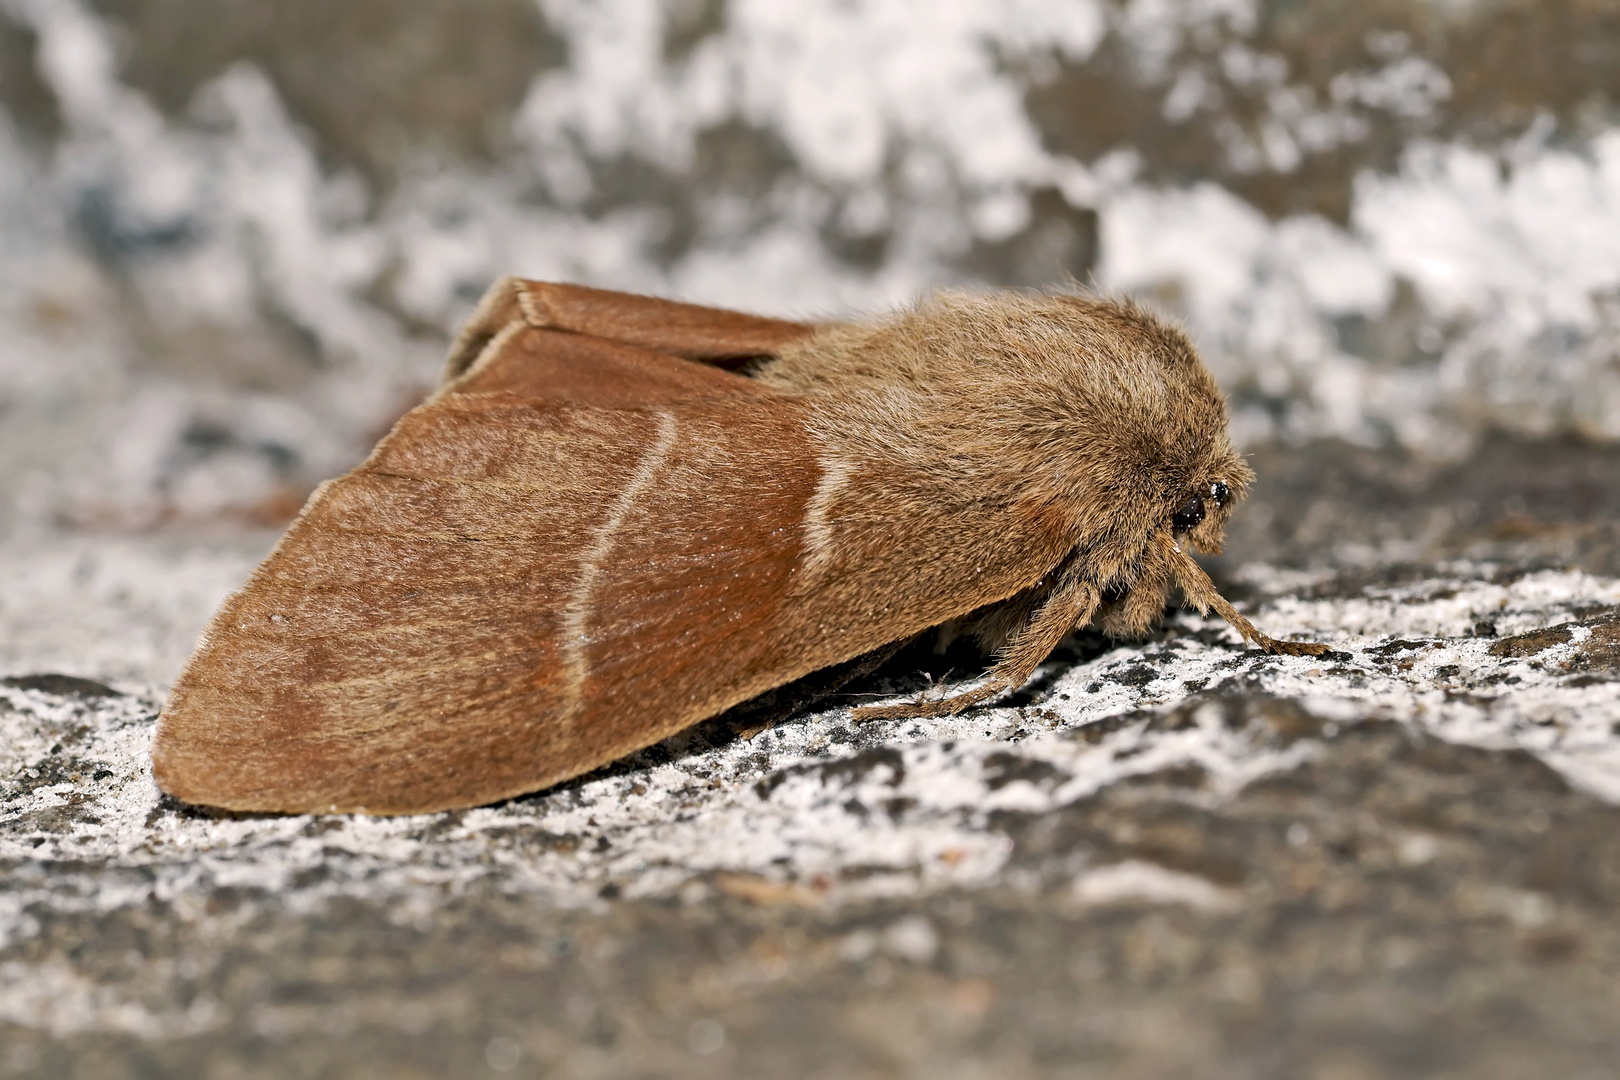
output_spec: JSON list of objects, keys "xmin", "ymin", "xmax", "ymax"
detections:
[{"xmin": 152, "ymin": 280, "xmax": 1327, "ymax": 815}]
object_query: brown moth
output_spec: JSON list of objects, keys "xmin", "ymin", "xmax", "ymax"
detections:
[{"xmin": 152, "ymin": 279, "xmax": 1327, "ymax": 815}]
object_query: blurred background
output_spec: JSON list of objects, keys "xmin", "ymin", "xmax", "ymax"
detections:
[{"xmin": 2, "ymin": 0, "xmax": 1619, "ymax": 677}]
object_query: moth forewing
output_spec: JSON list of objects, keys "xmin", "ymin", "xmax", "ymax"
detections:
[{"xmin": 152, "ymin": 390, "xmax": 1041, "ymax": 815}]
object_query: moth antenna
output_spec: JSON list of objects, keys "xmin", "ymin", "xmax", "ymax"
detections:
[
  {"xmin": 854, "ymin": 571, "xmax": 1102, "ymax": 720},
  {"xmin": 1157, "ymin": 532, "xmax": 1329, "ymax": 657}
]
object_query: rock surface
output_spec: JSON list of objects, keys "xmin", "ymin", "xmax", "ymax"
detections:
[{"xmin": 4, "ymin": 440, "xmax": 1620, "ymax": 1078}]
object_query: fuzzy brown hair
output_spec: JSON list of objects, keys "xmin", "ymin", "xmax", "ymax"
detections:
[{"xmin": 761, "ymin": 290, "xmax": 1253, "ymax": 645}]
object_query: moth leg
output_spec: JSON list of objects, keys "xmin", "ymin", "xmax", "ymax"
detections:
[
  {"xmin": 854, "ymin": 574, "xmax": 1102, "ymax": 721},
  {"xmin": 446, "ymin": 277, "xmax": 818, "ymax": 383},
  {"xmin": 1158, "ymin": 532, "xmax": 1330, "ymax": 656},
  {"xmin": 1097, "ymin": 543, "xmax": 1174, "ymax": 638}
]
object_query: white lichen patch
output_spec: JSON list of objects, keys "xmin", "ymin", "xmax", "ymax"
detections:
[
  {"xmin": 1240, "ymin": 562, "xmax": 1620, "ymax": 639},
  {"xmin": 0, "ymin": 534, "xmax": 271, "ymax": 687},
  {"xmin": 1069, "ymin": 860, "xmax": 1243, "ymax": 913}
]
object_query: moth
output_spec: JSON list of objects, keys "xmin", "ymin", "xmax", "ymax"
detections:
[{"xmin": 152, "ymin": 279, "xmax": 1326, "ymax": 815}]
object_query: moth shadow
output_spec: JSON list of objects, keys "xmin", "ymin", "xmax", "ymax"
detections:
[
  {"xmin": 516, "ymin": 641, "xmax": 915, "ymax": 801},
  {"xmin": 513, "ymin": 626, "xmax": 1128, "ymax": 806},
  {"xmin": 837, "ymin": 628, "xmax": 1117, "ymax": 710}
]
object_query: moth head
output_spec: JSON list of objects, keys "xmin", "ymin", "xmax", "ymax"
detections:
[
  {"xmin": 1093, "ymin": 469, "xmax": 1245, "ymax": 638},
  {"xmin": 1168, "ymin": 466, "xmax": 1249, "ymax": 556}
]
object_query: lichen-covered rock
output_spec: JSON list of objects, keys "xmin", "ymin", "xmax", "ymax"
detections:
[
  {"xmin": 4, "ymin": 521, "xmax": 1620, "ymax": 1075},
  {"xmin": 5, "ymin": 0, "xmax": 1620, "ymax": 1074}
]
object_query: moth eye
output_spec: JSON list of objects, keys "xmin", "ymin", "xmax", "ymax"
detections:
[
  {"xmin": 1171, "ymin": 495, "xmax": 1206, "ymax": 533},
  {"xmin": 1209, "ymin": 480, "xmax": 1231, "ymax": 507}
]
